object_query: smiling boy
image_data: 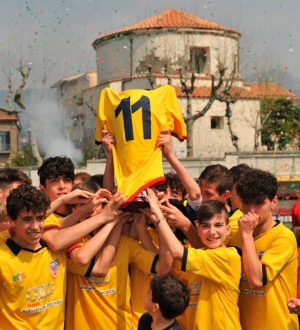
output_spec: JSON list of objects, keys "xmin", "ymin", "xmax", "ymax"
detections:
[
  {"xmin": 144, "ymin": 189, "xmax": 242, "ymax": 330},
  {"xmin": 0, "ymin": 184, "xmax": 67, "ymax": 329}
]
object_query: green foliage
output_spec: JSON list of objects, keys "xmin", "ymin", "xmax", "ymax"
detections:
[
  {"xmin": 10, "ymin": 144, "xmax": 38, "ymax": 167},
  {"xmin": 261, "ymin": 98, "xmax": 300, "ymax": 150}
]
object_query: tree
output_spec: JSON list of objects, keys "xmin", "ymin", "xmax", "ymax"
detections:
[
  {"xmin": 10, "ymin": 143, "xmax": 37, "ymax": 167},
  {"xmin": 261, "ymin": 98, "xmax": 300, "ymax": 150},
  {"xmin": 3, "ymin": 59, "xmax": 43, "ymax": 166},
  {"xmin": 180, "ymin": 61, "xmax": 240, "ymax": 157}
]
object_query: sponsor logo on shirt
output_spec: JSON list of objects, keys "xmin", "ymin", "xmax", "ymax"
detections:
[
  {"xmin": 12, "ymin": 272, "xmax": 26, "ymax": 282},
  {"xmin": 26, "ymin": 282, "xmax": 55, "ymax": 301},
  {"xmin": 240, "ymin": 288, "xmax": 265, "ymax": 296},
  {"xmin": 86, "ymin": 272, "xmax": 111, "ymax": 284},
  {"xmin": 22, "ymin": 299, "xmax": 63, "ymax": 313}
]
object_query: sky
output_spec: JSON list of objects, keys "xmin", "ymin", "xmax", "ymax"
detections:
[{"xmin": 0, "ymin": 0, "xmax": 299, "ymax": 93}]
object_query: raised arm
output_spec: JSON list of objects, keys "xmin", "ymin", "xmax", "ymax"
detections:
[
  {"xmin": 46, "ymin": 188, "xmax": 96, "ymax": 218},
  {"xmin": 102, "ymin": 130, "xmax": 116, "ymax": 192},
  {"xmin": 156, "ymin": 129, "xmax": 201, "ymax": 202},
  {"xmin": 42, "ymin": 192, "xmax": 126, "ymax": 252},
  {"xmin": 134, "ymin": 212, "xmax": 159, "ymax": 253},
  {"xmin": 91, "ymin": 220, "xmax": 126, "ymax": 277},
  {"xmin": 160, "ymin": 199, "xmax": 202, "ymax": 248},
  {"xmin": 239, "ymin": 211, "xmax": 264, "ymax": 289},
  {"xmin": 142, "ymin": 188, "xmax": 180, "ymax": 272}
]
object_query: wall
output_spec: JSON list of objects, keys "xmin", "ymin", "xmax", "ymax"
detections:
[{"xmin": 23, "ymin": 151, "xmax": 300, "ymax": 187}]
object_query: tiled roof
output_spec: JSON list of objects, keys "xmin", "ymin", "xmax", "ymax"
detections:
[
  {"xmin": 0, "ymin": 116, "xmax": 18, "ymax": 120},
  {"xmin": 174, "ymin": 82, "xmax": 298, "ymax": 100},
  {"xmin": 96, "ymin": 8, "xmax": 239, "ymax": 42},
  {"xmin": 244, "ymin": 82, "xmax": 298, "ymax": 99}
]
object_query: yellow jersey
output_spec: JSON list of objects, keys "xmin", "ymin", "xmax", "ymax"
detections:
[
  {"xmin": 95, "ymin": 85, "xmax": 187, "ymax": 205},
  {"xmin": 66, "ymin": 235, "xmax": 157, "ymax": 330},
  {"xmin": 182, "ymin": 246, "xmax": 242, "ymax": 330},
  {"xmin": 230, "ymin": 222, "xmax": 298, "ymax": 330},
  {"xmin": 0, "ymin": 239, "xmax": 67, "ymax": 330}
]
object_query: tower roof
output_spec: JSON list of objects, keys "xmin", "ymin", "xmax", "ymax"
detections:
[{"xmin": 94, "ymin": 8, "xmax": 239, "ymax": 45}]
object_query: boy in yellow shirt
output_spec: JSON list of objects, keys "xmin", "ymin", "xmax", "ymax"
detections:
[
  {"xmin": 229, "ymin": 169, "xmax": 298, "ymax": 330},
  {"xmin": 0, "ymin": 184, "xmax": 67, "ymax": 329},
  {"xmin": 144, "ymin": 189, "xmax": 242, "ymax": 330}
]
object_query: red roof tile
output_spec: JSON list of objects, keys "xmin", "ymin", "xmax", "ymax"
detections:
[
  {"xmin": 174, "ymin": 82, "xmax": 298, "ymax": 100},
  {"xmin": 244, "ymin": 82, "xmax": 298, "ymax": 99},
  {"xmin": 95, "ymin": 8, "xmax": 239, "ymax": 43},
  {"xmin": 0, "ymin": 116, "xmax": 18, "ymax": 121}
]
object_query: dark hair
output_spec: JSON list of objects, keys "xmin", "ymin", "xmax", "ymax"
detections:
[
  {"xmin": 88, "ymin": 174, "xmax": 104, "ymax": 188},
  {"xmin": 197, "ymin": 200, "xmax": 229, "ymax": 224},
  {"xmin": 199, "ymin": 164, "xmax": 233, "ymax": 194},
  {"xmin": 155, "ymin": 172, "xmax": 186, "ymax": 200},
  {"xmin": 6, "ymin": 184, "xmax": 50, "ymax": 220},
  {"xmin": 236, "ymin": 169, "xmax": 277, "ymax": 204},
  {"xmin": 150, "ymin": 273, "xmax": 190, "ymax": 319},
  {"xmin": 228, "ymin": 163, "xmax": 251, "ymax": 184},
  {"xmin": 0, "ymin": 168, "xmax": 32, "ymax": 189},
  {"xmin": 38, "ymin": 156, "xmax": 75, "ymax": 186}
]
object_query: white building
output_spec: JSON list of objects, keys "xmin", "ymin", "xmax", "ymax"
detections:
[{"xmin": 53, "ymin": 8, "xmax": 297, "ymax": 159}]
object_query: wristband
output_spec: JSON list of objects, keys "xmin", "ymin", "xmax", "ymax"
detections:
[{"xmin": 156, "ymin": 216, "xmax": 166, "ymax": 226}]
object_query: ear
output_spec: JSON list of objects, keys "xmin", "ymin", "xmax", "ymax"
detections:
[
  {"xmin": 0, "ymin": 188, "xmax": 4, "ymax": 200},
  {"xmin": 152, "ymin": 302, "xmax": 160, "ymax": 314},
  {"xmin": 39, "ymin": 184, "xmax": 46, "ymax": 192},
  {"xmin": 226, "ymin": 223, "xmax": 231, "ymax": 236},
  {"xmin": 8, "ymin": 217, "xmax": 15, "ymax": 230},
  {"xmin": 271, "ymin": 195, "xmax": 278, "ymax": 210},
  {"xmin": 221, "ymin": 190, "xmax": 231, "ymax": 203}
]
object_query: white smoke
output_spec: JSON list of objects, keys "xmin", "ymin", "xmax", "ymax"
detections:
[{"xmin": 20, "ymin": 89, "xmax": 83, "ymax": 164}]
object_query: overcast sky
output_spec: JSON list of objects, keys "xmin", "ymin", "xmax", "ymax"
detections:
[{"xmin": 0, "ymin": 0, "xmax": 299, "ymax": 92}]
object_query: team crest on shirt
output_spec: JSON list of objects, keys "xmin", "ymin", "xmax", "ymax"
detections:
[
  {"xmin": 12, "ymin": 272, "xmax": 26, "ymax": 282},
  {"xmin": 49, "ymin": 259, "xmax": 60, "ymax": 277}
]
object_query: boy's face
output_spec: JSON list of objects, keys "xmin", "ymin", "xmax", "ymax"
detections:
[
  {"xmin": 0, "ymin": 181, "xmax": 24, "ymax": 202},
  {"xmin": 230, "ymin": 184, "xmax": 243, "ymax": 210},
  {"xmin": 10, "ymin": 210, "xmax": 45, "ymax": 250},
  {"xmin": 40, "ymin": 175, "xmax": 73, "ymax": 202},
  {"xmin": 197, "ymin": 214, "xmax": 230, "ymax": 249},
  {"xmin": 199, "ymin": 180, "xmax": 230, "ymax": 204},
  {"xmin": 165, "ymin": 186, "xmax": 183, "ymax": 201},
  {"xmin": 241, "ymin": 196, "xmax": 278, "ymax": 226}
]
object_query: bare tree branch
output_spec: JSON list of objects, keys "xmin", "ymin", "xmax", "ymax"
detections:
[{"xmin": 13, "ymin": 60, "xmax": 31, "ymax": 109}]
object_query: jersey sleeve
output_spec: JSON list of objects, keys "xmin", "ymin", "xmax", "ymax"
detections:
[
  {"xmin": 260, "ymin": 233, "xmax": 297, "ymax": 282},
  {"xmin": 95, "ymin": 88, "xmax": 109, "ymax": 144},
  {"xmin": 164, "ymin": 85, "xmax": 187, "ymax": 141},
  {"xmin": 183, "ymin": 246, "xmax": 241, "ymax": 287}
]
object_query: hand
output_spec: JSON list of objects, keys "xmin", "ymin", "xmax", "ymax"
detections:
[
  {"xmin": 61, "ymin": 189, "xmax": 95, "ymax": 205},
  {"xmin": 160, "ymin": 200, "xmax": 190, "ymax": 230},
  {"xmin": 76, "ymin": 194, "xmax": 109, "ymax": 218},
  {"xmin": 156, "ymin": 129, "xmax": 172, "ymax": 156},
  {"xmin": 102, "ymin": 130, "xmax": 115, "ymax": 155},
  {"xmin": 142, "ymin": 188, "xmax": 163, "ymax": 219},
  {"xmin": 238, "ymin": 211, "xmax": 259, "ymax": 236},
  {"xmin": 95, "ymin": 188, "xmax": 113, "ymax": 200},
  {"xmin": 287, "ymin": 298, "xmax": 300, "ymax": 314},
  {"xmin": 101, "ymin": 192, "xmax": 127, "ymax": 222}
]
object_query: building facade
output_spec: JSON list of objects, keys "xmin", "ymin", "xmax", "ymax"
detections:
[
  {"xmin": 0, "ymin": 107, "xmax": 20, "ymax": 165},
  {"xmin": 53, "ymin": 8, "xmax": 297, "ymax": 159}
]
